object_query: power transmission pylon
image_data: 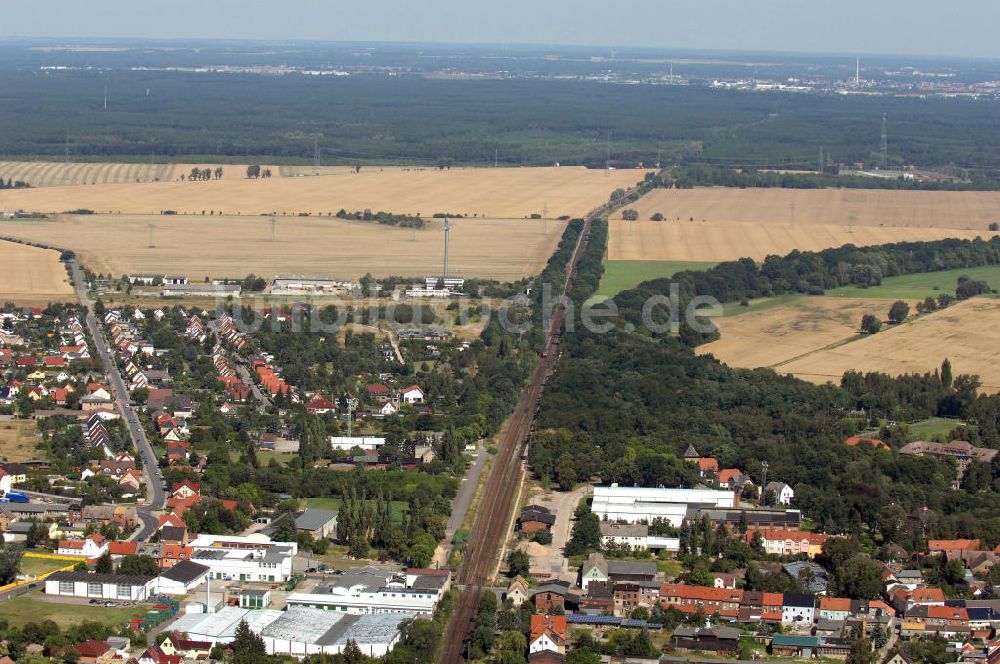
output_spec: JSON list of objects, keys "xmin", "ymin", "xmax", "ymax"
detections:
[{"xmin": 880, "ymin": 114, "xmax": 888, "ymax": 169}]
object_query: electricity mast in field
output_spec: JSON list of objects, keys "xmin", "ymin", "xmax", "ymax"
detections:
[{"xmin": 880, "ymin": 114, "xmax": 889, "ymax": 169}]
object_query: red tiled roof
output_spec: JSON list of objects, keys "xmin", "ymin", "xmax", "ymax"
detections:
[
  {"xmin": 530, "ymin": 614, "xmax": 567, "ymax": 641},
  {"xmin": 928, "ymin": 605, "xmax": 968, "ymax": 620},
  {"xmin": 660, "ymin": 583, "xmax": 744, "ymax": 603},
  {"xmin": 929, "ymin": 539, "xmax": 980, "ymax": 551},
  {"xmin": 109, "ymin": 541, "xmax": 138, "ymax": 556},
  {"xmin": 697, "ymin": 457, "xmax": 719, "ymax": 473},
  {"xmin": 910, "ymin": 587, "xmax": 946, "ymax": 603},
  {"xmin": 819, "ymin": 597, "xmax": 852, "ymax": 611},
  {"xmin": 718, "ymin": 469, "xmax": 743, "ymax": 483},
  {"xmin": 845, "ymin": 436, "xmax": 889, "ymax": 450},
  {"xmin": 74, "ymin": 641, "xmax": 110, "ymax": 658}
]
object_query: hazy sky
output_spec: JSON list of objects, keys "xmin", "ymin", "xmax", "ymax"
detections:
[{"xmin": 3, "ymin": 0, "xmax": 999, "ymax": 59}]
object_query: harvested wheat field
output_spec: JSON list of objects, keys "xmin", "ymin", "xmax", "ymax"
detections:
[
  {"xmin": 778, "ymin": 298, "xmax": 1000, "ymax": 390},
  {"xmin": 609, "ymin": 220, "xmax": 996, "ymax": 262},
  {"xmin": 698, "ymin": 297, "xmax": 912, "ymax": 370},
  {"xmin": 0, "ymin": 161, "xmax": 275, "ymax": 188},
  {"xmin": 0, "ymin": 166, "xmax": 648, "ymax": 219},
  {"xmin": 0, "ymin": 241, "xmax": 75, "ymax": 304},
  {"xmin": 616, "ymin": 188, "xmax": 1000, "ymax": 230},
  {"xmin": 0, "ymin": 215, "xmax": 564, "ymax": 281},
  {"xmin": 0, "ymin": 161, "xmax": 173, "ymax": 187}
]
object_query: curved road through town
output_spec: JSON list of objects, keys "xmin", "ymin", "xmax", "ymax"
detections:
[{"xmin": 68, "ymin": 259, "xmax": 165, "ymax": 539}]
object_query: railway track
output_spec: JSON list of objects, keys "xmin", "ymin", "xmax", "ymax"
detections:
[{"xmin": 437, "ymin": 214, "xmax": 595, "ymax": 663}]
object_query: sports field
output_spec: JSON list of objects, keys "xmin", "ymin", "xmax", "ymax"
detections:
[
  {"xmin": 0, "ymin": 166, "xmax": 647, "ymax": 219},
  {"xmin": 0, "ymin": 241, "xmax": 75, "ymax": 304},
  {"xmin": 0, "ymin": 215, "xmax": 565, "ymax": 281}
]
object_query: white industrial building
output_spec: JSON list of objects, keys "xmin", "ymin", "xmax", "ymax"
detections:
[
  {"xmin": 170, "ymin": 606, "xmax": 283, "ymax": 647},
  {"xmin": 157, "ymin": 560, "xmax": 211, "ymax": 595},
  {"xmin": 188, "ymin": 534, "xmax": 297, "ymax": 583},
  {"xmin": 591, "ymin": 484, "xmax": 736, "ymax": 527},
  {"xmin": 262, "ymin": 607, "xmax": 414, "ymax": 657},
  {"xmin": 329, "ymin": 436, "xmax": 385, "ymax": 453},
  {"xmin": 169, "ymin": 606, "xmax": 412, "ymax": 658},
  {"xmin": 270, "ymin": 275, "xmax": 357, "ymax": 294},
  {"xmin": 286, "ymin": 566, "xmax": 446, "ymax": 615},
  {"xmin": 599, "ymin": 523, "xmax": 679, "ymax": 552},
  {"xmin": 45, "ymin": 571, "xmax": 158, "ymax": 601}
]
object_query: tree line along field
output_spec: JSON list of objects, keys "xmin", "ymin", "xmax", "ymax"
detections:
[
  {"xmin": 0, "ymin": 166, "xmax": 646, "ymax": 219},
  {"xmin": 0, "ymin": 215, "xmax": 566, "ymax": 281}
]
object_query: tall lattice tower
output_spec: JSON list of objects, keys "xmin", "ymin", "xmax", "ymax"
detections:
[{"xmin": 880, "ymin": 114, "xmax": 888, "ymax": 169}]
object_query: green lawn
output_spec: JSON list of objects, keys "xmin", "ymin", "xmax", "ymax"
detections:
[
  {"xmin": 0, "ymin": 593, "xmax": 147, "ymax": 628},
  {"xmin": 594, "ymin": 260, "xmax": 718, "ymax": 300},
  {"xmin": 825, "ymin": 265, "xmax": 1000, "ymax": 300},
  {"xmin": 20, "ymin": 557, "xmax": 73, "ymax": 577},
  {"xmin": 302, "ymin": 497, "xmax": 408, "ymax": 522},
  {"xmin": 907, "ymin": 417, "xmax": 969, "ymax": 440}
]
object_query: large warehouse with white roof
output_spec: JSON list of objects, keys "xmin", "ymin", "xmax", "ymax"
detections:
[{"xmin": 591, "ymin": 484, "xmax": 736, "ymax": 526}]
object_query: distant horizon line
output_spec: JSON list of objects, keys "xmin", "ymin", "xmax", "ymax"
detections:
[{"xmin": 0, "ymin": 35, "xmax": 996, "ymax": 63}]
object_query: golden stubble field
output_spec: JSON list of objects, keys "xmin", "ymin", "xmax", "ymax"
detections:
[
  {"xmin": 0, "ymin": 241, "xmax": 75, "ymax": 304},
  {"xmin": 0, "ymin": 215, "xmax": 565, "ymax": 281},
  {"xmin": 702, "ymin": 297, "xmax": 1000, "ymax": 391},
  {"xmin": 616, "ymin": 187, "xmax": 1000, "ymax": 229},
  {"xmin": 0, "ymin": 161, "xmax": 272, "ymax": 187},
  {"xmin": 609, "ymin": 188, "xmax": 1000, "ymax": 262},
  {"xmin": 609, "ymin": 220, "xmax": 995, "ymax": 262},
  {"xmin": 779, "ymin": 298, "xmax": 1000, "ymax": 390},
  {"xmin": 698, "ymin": 297, "xmax": 896, "ymax": 369},
  {"xmin": 0, "ymin": 166, "xmax": 648, "ymax": 219}
]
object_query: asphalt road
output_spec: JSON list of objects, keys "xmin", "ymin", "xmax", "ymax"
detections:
[{"xmin": 68, "ymin": 259, "xmax": 165, "ymax": 539}]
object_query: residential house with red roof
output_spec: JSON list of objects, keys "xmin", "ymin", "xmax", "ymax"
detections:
[{"xmin": 529, "ymin": 614, "xmax": 567, "ymax": 655}]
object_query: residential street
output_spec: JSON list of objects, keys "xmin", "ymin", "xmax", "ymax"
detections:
[
  {"xmin": 432, "ymin": 443, "xmax": 487, "ymax": 567},
  {"xmin": 68, "ymin": 258, "xmax": 165, "ymax": 539}
]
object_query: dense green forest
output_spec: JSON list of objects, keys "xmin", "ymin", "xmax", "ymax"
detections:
[
  {"xmin": 533, "ymin": 227, "xmax": 1000, "ymax": 552},
  {"xmin": 2, "ymin": 70, "xmax": 1000, "ymax": 178}
]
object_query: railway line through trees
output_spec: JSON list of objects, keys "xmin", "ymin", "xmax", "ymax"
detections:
[{"xmin": 436, "ymin": 210, "xmax": 598, "ymax": 663}]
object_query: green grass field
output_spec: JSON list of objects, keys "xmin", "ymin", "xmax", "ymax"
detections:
[
  {"xmin": 0, "ymin": 593, "xmax": 147, "ymax": 628},
  {"xmin": 20, "ymin": 556, "xmax": 73, "ymax": 577},
  {"xmin": 907, "ymin": 417, "xmax": 969, "ymax": 441},
  {"xmin": 595, "ymin": 260, "xmax": 718, "ymax": 299},
  {"xmin": 826, "ymin": 265, "xmax": 1000, "ymax": 300},
  {"xmin": 302, "ymin": 497, "xmax": 408, "ymax": 523}
]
